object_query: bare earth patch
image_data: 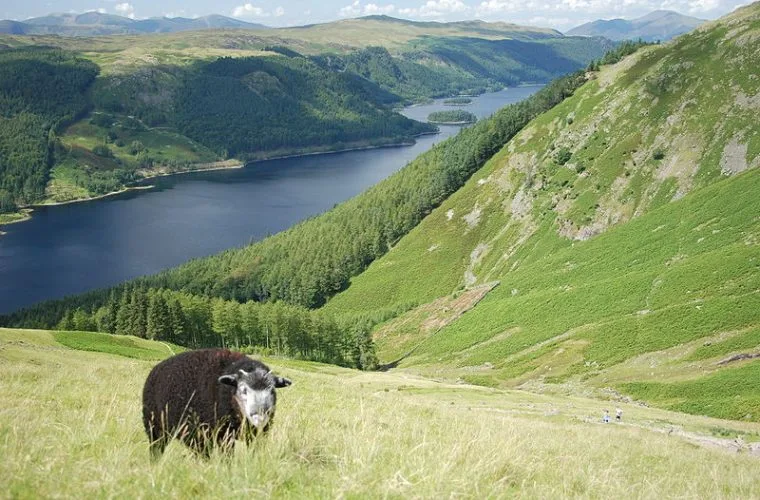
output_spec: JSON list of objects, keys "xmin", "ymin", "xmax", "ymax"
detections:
[{"xmin": 720, "ymin": 136, "xmax": 749, "ymax": 175}]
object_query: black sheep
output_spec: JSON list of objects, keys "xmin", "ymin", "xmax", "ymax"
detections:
[{"xmin": 142, "ymin": 348, "xmax": 291, "ymax": 458}]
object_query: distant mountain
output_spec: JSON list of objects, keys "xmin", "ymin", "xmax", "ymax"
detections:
[
  {"xmin": 0, "ymin": 12, "xmax": 268, "ymax": 35},
  {"xmin": 567, "ymin": 10, "xmax": 704, "ymax": 41},
  {"xmin": 358, "ymin": 15, "xmax": 562, "ymax": 37}
]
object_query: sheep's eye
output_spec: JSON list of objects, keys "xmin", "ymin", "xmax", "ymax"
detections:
[{"xmin": 240, "ymin": 387, "xmax": 248, "ymax": 395}]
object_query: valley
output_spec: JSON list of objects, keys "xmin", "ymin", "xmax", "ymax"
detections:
[
  {"xmin": 5, "ymin": 3, "xmax": 757, "ymax": 422},
  {"xmin": 0, "ymin": 87, "xmax": 539, "ymax": 314},
  {"xmin": 0, "ymin": 16, "xmax": 611, "ymax": 221}
]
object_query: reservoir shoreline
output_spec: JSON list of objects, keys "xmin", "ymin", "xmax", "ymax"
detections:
[
  {"xmin": 0, "ymin": 86, "xmax": 542, "ymax": 314},
  {"xmin": 11, "ymin": 132, "xmax": 441, "ymax": 217}
]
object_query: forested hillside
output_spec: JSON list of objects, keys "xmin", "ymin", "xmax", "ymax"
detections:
[
  {"xmin": 173, "ymin": 56, "xmax": 431, "ymax": 158},
  {"xmin": 317, "ymin": 36, "xmax": 613, "ymax": 99},
  {"xmin": 0, "ymin": 48, "xmax": 98, "ymax": 210}
]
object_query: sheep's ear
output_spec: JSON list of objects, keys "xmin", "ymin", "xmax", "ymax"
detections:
[
  {"xmin": 273, "ymin": 376, "xmax": 292, "ymax": 388},
  {"xmin": 218, "ymin": 374, "xmax": 238, "ymax": 387}
]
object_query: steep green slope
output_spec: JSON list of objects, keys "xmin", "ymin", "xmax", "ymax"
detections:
[
  {"xmin": 326, "ymin": 4, "xmax": 760, "ymax": 316},
  {"xmin": 319, "ymin": 4, "xmax": 760, "ymax": 419}
]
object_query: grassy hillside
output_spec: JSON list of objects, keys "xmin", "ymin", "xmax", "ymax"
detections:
[
  {"xmin": 326, "ymin": 5, "xmax": 760, "ymax": 315},
  {"xmin": 319, "ymin": 4, "xmax": 760, "ymax": 420},
  {"xmin": 2, "ymin": 327, "xmax": 760, "ymax": 497}
]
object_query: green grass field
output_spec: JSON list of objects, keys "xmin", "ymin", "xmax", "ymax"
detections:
[{"xmin": 2, "ymin": 327, "xmax": 760, "ymax": 497}]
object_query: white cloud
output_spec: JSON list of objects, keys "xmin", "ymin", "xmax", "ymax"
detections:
[
  {"xmin": 233, "ymin": 4, "xmax": 265, "ymax": 17},
  {"xmin": 339, "ymin": 1, "xmax": 362, "ymax": 17},
  {"xmin": 114, "ymin": 2, "xmax": 135, "ymax": 19},
  {"xmin": 400, "ymin": 0, "xmax": 471, "ymax": 18},
  {"xmin": 339, "ymin": 1, "xmax": 396, "ymax": 18},
  {"xmin": 232, "ymin": 3, "xmax": 284, "ymax": 18},
  {"xmin": 364, "ymin": 3, "xmax": 396, "ymax": 15},
  {"xmin": 685, "ymin": 0, "xmax": 720, "ymax": 12},
  {"xmin": 163, "ymin": 10, "xmax": 186, "ymax": 18}
]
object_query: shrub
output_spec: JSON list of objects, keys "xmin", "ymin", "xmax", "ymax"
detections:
[
  {"xmin": 555, "ymin": 147, "xmax": 572, "ymax": 165},
  {"xmin": 92, "ymin": 144, "xmax": 113, "ymax": 158}
]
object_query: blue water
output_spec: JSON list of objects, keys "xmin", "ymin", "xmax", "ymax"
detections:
[{"xmin": 0, "ymin": 86, "xmax": 541, "ymax": 314}]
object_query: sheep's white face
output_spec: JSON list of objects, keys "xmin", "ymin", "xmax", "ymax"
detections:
[
  {"xmin": 235, "ymin": 380, "xmax": 275, "ymax": 429},
  {"xmin": 219, "ymin": 367, "xmax": 291, "ymax": 431}
]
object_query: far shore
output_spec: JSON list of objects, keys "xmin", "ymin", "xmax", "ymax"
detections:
[
  {"xmin": 0, "ymin": 209, "xmax": 33, "ymax": 234},
  {"xmin": 244, "ymin": 132, "xmax": 439, "ymax": 164},
  {"xmin": 427, "ymin": 120, "xmax": 476, "ymax": 125},
  {"xmin": 7, "ymin": 132, "xmax": 443, "ymax": 226}
]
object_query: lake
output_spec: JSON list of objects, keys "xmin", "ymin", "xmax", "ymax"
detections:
[{"xmin": 0, "ymin": 86, "xmax": 541, "ymax": 314}]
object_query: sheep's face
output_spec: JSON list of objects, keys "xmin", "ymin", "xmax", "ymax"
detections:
[{"xmin": 219, "ymin": 366, "xmax": 291, "ymax": 431}]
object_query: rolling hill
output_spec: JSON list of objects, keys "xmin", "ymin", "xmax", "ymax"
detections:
[
  {"xmin": 0, "ymin": 12, "xmax": 268, "ymax": 35},
  {"xmin": 567, "ymin": 10, "xmax": 705, "ymax": 41}
]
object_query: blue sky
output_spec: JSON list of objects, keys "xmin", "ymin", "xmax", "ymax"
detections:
[{"xmin": 2, "ymin": 0, "xmax": 751, "ymax": 31}]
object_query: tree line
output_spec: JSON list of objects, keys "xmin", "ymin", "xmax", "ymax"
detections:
[{"xmin": 54, "ymin": 286, "xmax": 377, "ymax": 370}]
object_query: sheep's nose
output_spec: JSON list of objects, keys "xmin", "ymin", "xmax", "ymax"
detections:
[{"xmin": 251, "ymin": 414, "xmax": 263, "ymax": 427}]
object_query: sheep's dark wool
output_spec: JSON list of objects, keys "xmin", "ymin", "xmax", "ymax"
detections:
[{"xmin": 142, "ymin": 348, "xmax": 291, "ymax": 458}]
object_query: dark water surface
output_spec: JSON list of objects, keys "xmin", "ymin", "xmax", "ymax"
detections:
[{"xmin": 0, "ymin": 86, "xmax": 541, "ymax": 314}]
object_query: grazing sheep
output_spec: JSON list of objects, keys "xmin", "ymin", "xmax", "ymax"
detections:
[{"xmin": 142, "ymin": 348, "xmax": 291, "ymax": 458}]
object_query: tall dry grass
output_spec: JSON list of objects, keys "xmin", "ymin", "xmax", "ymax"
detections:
[{"xmin": 1, "ymin": 329, "xmax": 759, "ymax": 498}]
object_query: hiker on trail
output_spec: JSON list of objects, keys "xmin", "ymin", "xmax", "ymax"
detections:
[
  {"xmin": 616, "ymin": 408, "xmax": 623, "ymax": 421},
  {"xmin": 603, "ymin": 409, "xmax": 610, "ymax": 423}
]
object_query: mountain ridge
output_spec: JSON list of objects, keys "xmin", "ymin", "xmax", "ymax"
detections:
[
  {"xmin": 0, "ymin": 12, "xmax": 268, "ymax": 35},
  {"xmin": 567, "ymin": 9, "xmax": 705, "ymax": 41}
]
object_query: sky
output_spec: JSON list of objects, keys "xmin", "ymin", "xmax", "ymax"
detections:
[{"xmin": 1, "ymin": 0, "xmax": 751, "ymax": 31}]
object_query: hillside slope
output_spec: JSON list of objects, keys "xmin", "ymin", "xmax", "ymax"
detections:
[
  {"xmin": 323, "ymin": 3, "xmax": 760, "ymax": 419},
  {"xmin": 2, "ymin": 327, "xmax": 760, "ymax": 496}
]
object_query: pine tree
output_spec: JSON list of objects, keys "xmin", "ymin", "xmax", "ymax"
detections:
[
  {"xmin": 102, "ymin": 290, "xmax": 118, "ymax": 333},
  {"xmin": 72, "ymin": 308, "xmax": 94, "ymax": 331},
  {"xmin": 146, "ymin": 294, "xmax": 170, "ymax": 340},
  {"xmin": 168, "ymin": 298, "xmax": 186, "ymax": 344},
  {"xmin": 351, "ymin": 319, "xmax": 378, "ymax": 370},
  {"xmin": 57, "ymin": 310, "xmax": 74, "ymax": 331},
  {"xmin": 115, "ymin": 288, "xmax": 132, "ymax": 335},
  {"xmin": 132, "ymin": 288, "xmax": 148, "ymax": 338}
]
